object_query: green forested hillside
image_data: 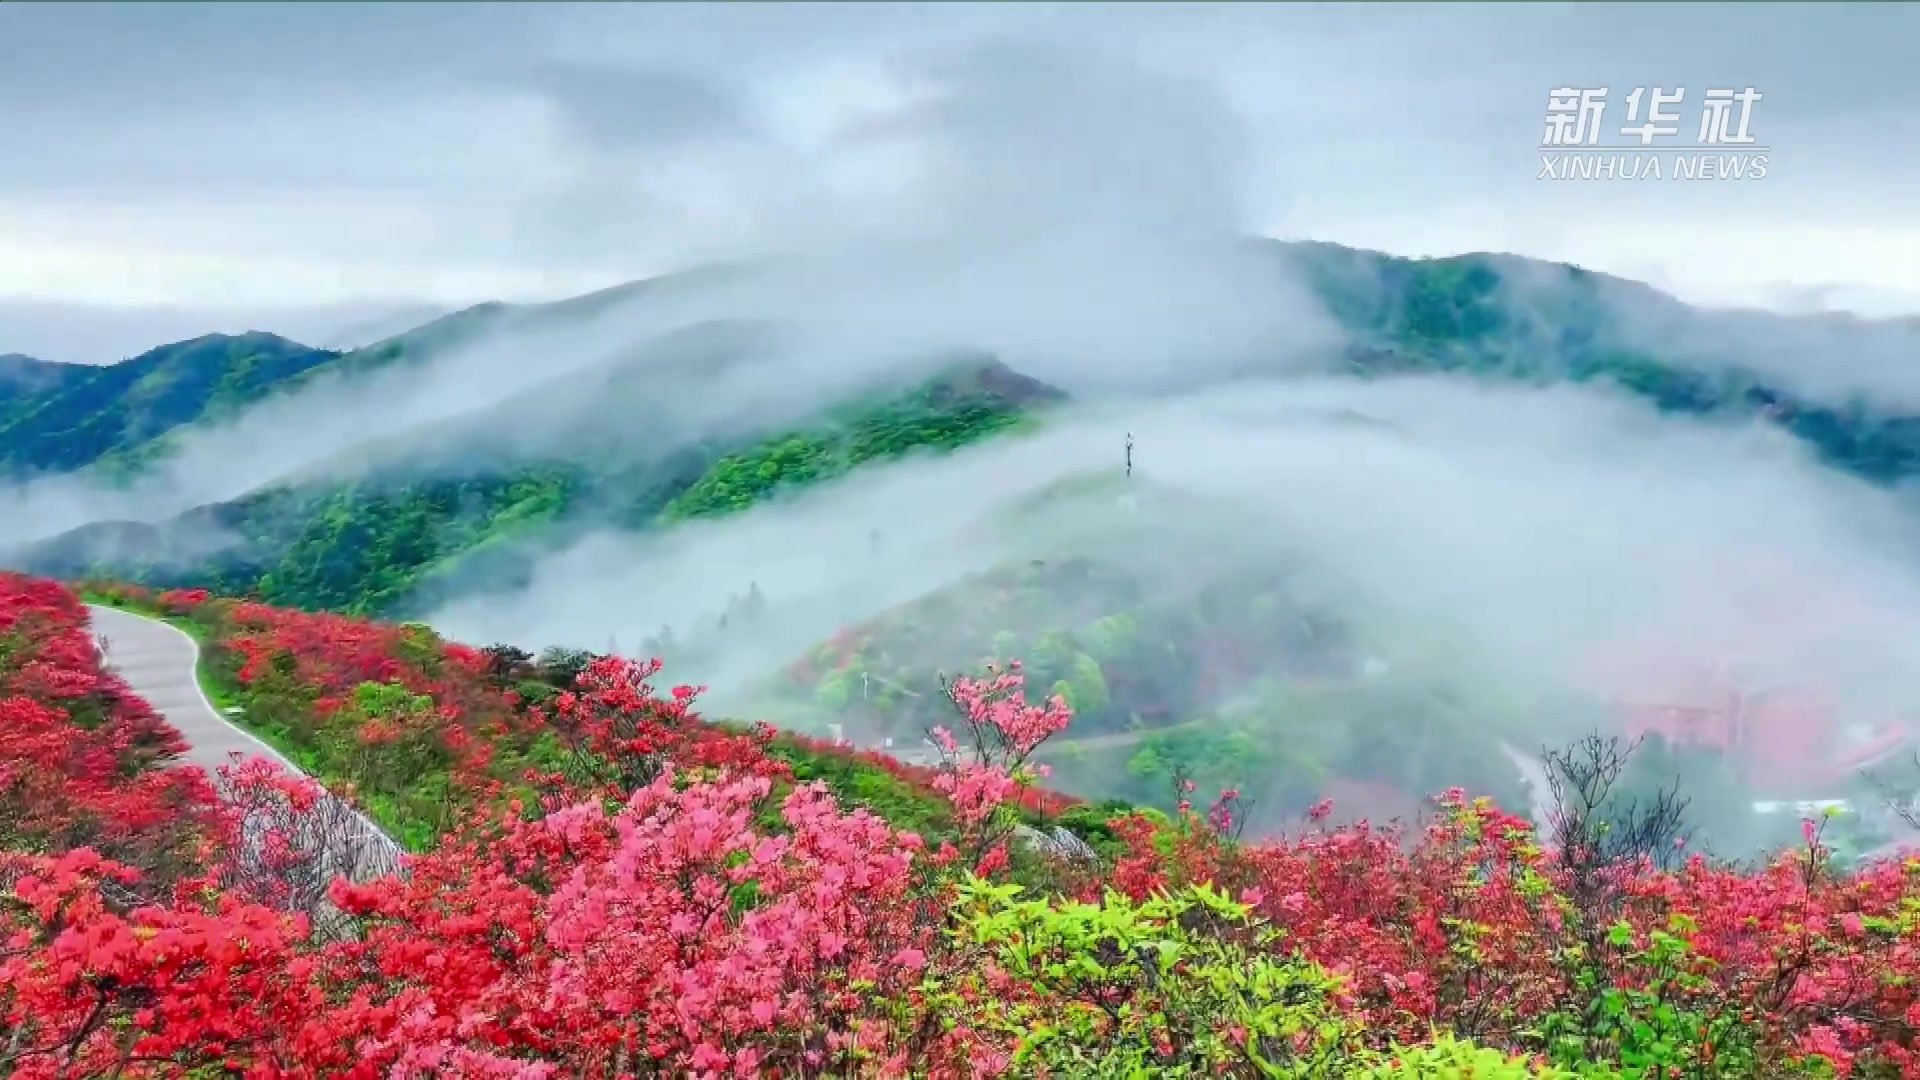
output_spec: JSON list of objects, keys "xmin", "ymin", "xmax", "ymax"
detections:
[
  {"xmin": 662, "ymin": 362, "xmax": 1054, "ymax": 521},
  {"xmin": 0, "ymin": 333, "xmax": 340, "ymax": 477},
  {"xmin": 683, "ymin": 469, "xmax": 1540, "ymax": 823},
  {"xmin": 1290, "ymin": 243, "xmax": 1920, "ymax": 483},
  {"xmin": 0, "ymin": 353, "xmax": 96, "ymax": 427},
  {"xmin": 19, "ymin": 360, "xmax": 1059, "ymax": 615},
  {"xmin": 0, "ymin": 352, "xmax": 94, "ymax": 394},
  {"xmin": 0, "ymin": 280, "xmax": 688, "ymax": 482}
]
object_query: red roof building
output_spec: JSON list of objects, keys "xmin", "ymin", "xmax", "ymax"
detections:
[{"xmin": 1621, "ymin": 688, "xmax": 1913, "ymax": 796}]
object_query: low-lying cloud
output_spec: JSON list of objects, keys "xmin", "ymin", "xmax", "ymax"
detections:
[
  {"xmin": 430, "ymin": 374, "xmax": 1920, "ymax": 756},
  {"xmin": 0, "ymin": 41, "xmax": 1337, "ymax": 552}
]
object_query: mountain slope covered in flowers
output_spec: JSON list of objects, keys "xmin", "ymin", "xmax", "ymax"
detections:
[{"xmin": 5, "ymin": 572, "xmax": 1920, "ymax": 1076}]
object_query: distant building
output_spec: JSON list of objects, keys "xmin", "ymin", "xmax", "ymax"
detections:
[{"xmin": 1620, "ymin": 689, "xmax": 1915, "ymax": 798}]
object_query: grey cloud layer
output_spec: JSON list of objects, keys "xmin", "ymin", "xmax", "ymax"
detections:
[{"xmin": 1, "ymin": 2, "xmax": 1914, "ymax": 346}]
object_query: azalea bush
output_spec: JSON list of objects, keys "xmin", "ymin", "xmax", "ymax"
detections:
[
  {"xmin": 21, "ymin": 573, "xmax": 1920, "ymax": 1076},
  {"xmin": 0, "ymin": 574, "xmax": 223, "ymax": 883},
  {"xmin": 0, "ymin": 847, "xmax": 313, "ymax": 1079}
]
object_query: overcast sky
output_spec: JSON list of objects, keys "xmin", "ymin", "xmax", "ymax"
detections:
[{"xmin": 3, "ymin": 2, "xmax": 1917, "ymax": 362}]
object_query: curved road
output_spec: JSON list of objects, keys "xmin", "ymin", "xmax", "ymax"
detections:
[
  {"xmin": 1501, "ymin": 741, "xmax": 1557, "ymax": 839},
  {"xmin": 87, "ymin": 604, "xmax": 406, "ymax": 879},
  {"xmin": 87, "ymin": 604, "xmax": 300, "ymax": 773}
]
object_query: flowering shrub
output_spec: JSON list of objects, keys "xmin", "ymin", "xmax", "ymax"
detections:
[
  {"xmin": 18, "ymin": 575, "xmax": 1920, "ymax": 1076},
  {"xmin": 0, "ymin": 574, "xmax": 223, "ymax": 883},
  {"xmin": 294, "ymin": 769, "xmax": 965, "ymax": 1076},
  {"xmin": 0, "ymin": 848, "xmax": 311, "ymax": 1079},
  {"xmin": 154, "ymin": 587, "xmax": 211, "ymax": 614},
  {"xmin": 932, "ymin": 663, "xmax": 1074, "ymax": 816},
  {"xmin": 0, "ymin": 574, "xmax": 287, "ymax": 1076}
]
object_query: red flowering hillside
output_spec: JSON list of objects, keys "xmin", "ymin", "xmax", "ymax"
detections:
[
  {"xmin": 0, "ymin": 574, "xmax": 224, "ymax": 882},
  {"xmin": 7, "ymin": 576, "xmax": 1920, "ymax": 1076},
  {"xmin": 97, "ymin": 581, "xmax": 1096, "ymax": 852}
]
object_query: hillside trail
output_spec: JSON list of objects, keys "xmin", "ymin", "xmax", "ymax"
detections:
[
  {"xmin": 86, "ymin": 604, "xmax": 406, "ymax": 881},
  {"xmin": 1500, "ymin": 741, "xmax": 1556, "ymax": 837}
]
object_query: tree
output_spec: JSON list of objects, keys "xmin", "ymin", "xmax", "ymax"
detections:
[
  {"xmin": 534, "ymin": 645, "xmax": 593, "ymax": 688},
  {"xmin": 480, "ymin": 643, "xmax": 533, "ymax": 684}
]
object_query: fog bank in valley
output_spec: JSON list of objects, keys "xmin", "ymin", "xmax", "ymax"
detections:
[{"xmin": 429, "ymin": 374, "xmax": 1920, "ymax": 770}]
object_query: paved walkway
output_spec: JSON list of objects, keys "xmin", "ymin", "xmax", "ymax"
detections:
[
  {"xmin": 1501, "ymin": 741, "xmax": 1557, "ymax": 838},
  {"xmin": 87, "ymin": 604, "xmax": 296, "ymax": 773},
  {"xmin": 86, "ymin": 603, "xmax": 406, "ymax": 880}
]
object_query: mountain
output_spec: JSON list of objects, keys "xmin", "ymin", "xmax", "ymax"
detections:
[
  {"xmin": 0, "ymin": 352, "xmax": 96, "ymax": 426},
  {"xmin": 0, "ymin": 332, "xmax": 340, "ymax": 478},
  {"xmin": 0, "ymin": 278, "xmax": 710, "ymax": 484},
  {"xmin": 1288, "ymin": 241, "xmax": 1920, "ymax": 482},
  {"xmin": 19, "ymin": 356, "xmax": 1060, "ymax": 614},
  {"xmin": 736, "ymin": 508, "xmax": 1536, "ymax": 822},
  {"xmin": 314, "ymin": 304, "xmax": 451, "ymax": 351},
  {"xmin": 8, "ymin": 239, "xmax": 1920, "ymax": 623},
  {"xmin": 9, "ymin": 241, "xmax": 1920, "ymax": 488},
  {"xmin": 0, "ymin": 351, "xmax": 89, "ymax": 390}
]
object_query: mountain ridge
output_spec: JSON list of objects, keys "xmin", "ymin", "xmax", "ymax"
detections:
[
  {"xmin": 9, "ymin": 240, "xmax": 1919, "ymax": 489},
  {"xmin": 7, "ymin": 239, "xmax": 1920, "ymax": 622},
  {"xmin": 0, "ymin": 331, "xmax": 341, "ymax": 478}
]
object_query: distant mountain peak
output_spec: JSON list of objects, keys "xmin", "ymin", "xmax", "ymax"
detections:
[
  {"xmin": 0, "ymin": 352, "xmax": 90, "ymax": 395},
  {"xmin": 0, "ymin": 351, "xmax": 77, "ymax": 372},
  {"xmin": 129, "ymin": 329, "xmax": 317, "ymax": 359},
  {"xmin": 0, "ymin": 331, "xmax": 342, "ymax": 477}
]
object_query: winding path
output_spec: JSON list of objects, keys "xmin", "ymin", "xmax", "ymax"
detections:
[
  {"xmin": 87, "ymin": 604, "xmax": 406, "ymax": 880},
  {"xmin": 1500, "ymin": 741, "xmax": 1556, "ymax": 837},
  {"xmin": 88, "ymin": 604, "xmax": 296, "ymax": 773}
]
